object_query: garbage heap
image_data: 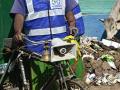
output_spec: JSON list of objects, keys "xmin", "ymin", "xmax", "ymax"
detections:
[{"xmin": 80, "ymin": 37, "xmax": 120, "ymax": 86}]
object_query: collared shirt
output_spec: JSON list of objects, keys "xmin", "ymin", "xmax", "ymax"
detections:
[{"xmin": 11, "ymin": 0, "xmax": 78, "ymax": 16}]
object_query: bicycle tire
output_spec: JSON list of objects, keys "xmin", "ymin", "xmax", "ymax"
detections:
[{"xmin": 65, "ymin": 79, "xmax": 88, "ymax": 90}]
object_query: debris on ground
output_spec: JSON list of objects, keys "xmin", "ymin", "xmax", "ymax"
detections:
[{"xmin": 80, "ymin": 36, "xmax": 120, "ymax": 86}]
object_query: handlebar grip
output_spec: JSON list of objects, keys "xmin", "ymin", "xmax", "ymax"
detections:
[{"xmin": 70, "ymin": 27, "xmax": 78, "ymax": 36}]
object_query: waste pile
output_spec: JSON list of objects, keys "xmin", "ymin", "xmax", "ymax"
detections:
[{"xmin": 80, "ymin": 36, "xmax": 120, "ymax": 86}]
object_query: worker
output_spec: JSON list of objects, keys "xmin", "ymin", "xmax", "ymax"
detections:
[{"xmin": 11, "ymin": 0, "xmax": 84, "ymax": 89}]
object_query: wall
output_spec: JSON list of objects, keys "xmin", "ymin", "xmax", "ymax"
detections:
[
  {"xmin": 0, "ymin": 0, "xmax": 14, "ymax": 63},
  {"xmin": 79, "ymin": 0, "xmax": 116, "ymax": 14},
  {"xmin": 79, "ymin": 0, "xmax": 116, "ymax": 40}
]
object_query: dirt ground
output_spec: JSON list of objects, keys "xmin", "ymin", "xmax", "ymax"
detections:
[{"xmin": 88, "ymin": 83, "xmax": 120, "ymax": 90}]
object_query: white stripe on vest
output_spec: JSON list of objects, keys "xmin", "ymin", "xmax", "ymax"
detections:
[
  {"xmin": 74, "ymin": 12, "xmax": 82, "ymax": 19},
  {"xmin": 27, "ymin": 26, "xmax": 66, "ymax": 36},
  {"xmin": 26, "ymin": 0, "xmax": 34, "ymax": 14},
  {"xmin": 25, "ymin": 9, "xmax": 65, "ymax": 21}
]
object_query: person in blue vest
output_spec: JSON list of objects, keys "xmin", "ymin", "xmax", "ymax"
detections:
[{"xmin": 11, "ymin": 0, "xmax": 85, "ymax": 89}]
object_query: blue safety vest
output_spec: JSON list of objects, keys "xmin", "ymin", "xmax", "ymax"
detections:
[
  {"xmin": 24, "ymin": 0, "xmax": 67, "ymax": 40},
  {"xmin": 73, "ymin": 0, "xmax": 85, "ymax": 36},
  {"xmin": 24, "ymin": 0, "xmax": 68, "ymax": 54},
  {"xmin": 72, "ymin": 5, "xmax": 85, "ymax": 36},
  {"xmin": 24, "ymin": 0, "xmax": 84, "ymax": 54}
]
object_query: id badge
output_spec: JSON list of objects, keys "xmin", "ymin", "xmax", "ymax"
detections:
[{"xmin": 50, "ymin": 0, "xmax": 63, "ymax": 9}]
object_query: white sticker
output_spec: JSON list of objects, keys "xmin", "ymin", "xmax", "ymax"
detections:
[{"xmin": 50, "ymin": 0, "xmax": 63, "ymax": 9}]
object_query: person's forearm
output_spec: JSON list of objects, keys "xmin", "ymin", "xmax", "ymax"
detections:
[
  {"xmin": 66, "ymin": 11, "xmax": 76, "ymax": 27},
  {"xmin": 14, "ymin": 14, "xmax": 24, "ymax": 34}
]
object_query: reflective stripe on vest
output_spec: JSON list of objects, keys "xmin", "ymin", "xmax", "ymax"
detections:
[
  {"xmin": 25, "ymin": 0, "xmax": 34, "ymax": 14},
  {"xmin": 26, "ymin": 26, "xmax": 66, "ymax": 36},
  {"xmin": 74, "ymin": 12, "xmax": 82, "ymax": 19},
  {"xmin": 25, "ymin": 9, "xmax": 65, "ymax": 21}
]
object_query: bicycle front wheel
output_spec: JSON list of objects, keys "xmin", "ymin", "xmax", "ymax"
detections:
[{"xmin": 66, "ymin": 79, "xmax": 88, "ymax": 90}]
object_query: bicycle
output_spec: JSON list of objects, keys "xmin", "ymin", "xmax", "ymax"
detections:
[
  {"xmin": 0, "ymin": 47, "xmax": 31, "ymax": 90},
  {"xmin": 0, "ymin": 37, "xmax": 87, "ymax": 90}
]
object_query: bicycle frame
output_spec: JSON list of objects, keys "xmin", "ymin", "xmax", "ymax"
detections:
[
  {"xmin": 40, "ymin": 62, "xmax": 68, "ymax": 90},
  {"xmin": 16, "ymin": 48, "xmax": 70, "ymax": 90},
  {"xmin": 1, "ymin": 36, "xmax": 85, "ymax": 90},
  {"xmin": 17, "ymin": 51, "xmax": 29, "ymax": 89},
  {"xmin": 18, "ymin": 48, "xmax": 78, "ymax": 90},
  {"xmin": 0, "ymin": 49, "xmax": 30, "ymax": 90}
]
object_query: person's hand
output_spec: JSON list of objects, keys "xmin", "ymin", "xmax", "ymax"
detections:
[
  {"xmin": 69, "ymin": 27, "xmax": 78, "ymax": 36},
  {"xmin": 13, "ymin": 32, "xmax": 23, "ymax": 44}
]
